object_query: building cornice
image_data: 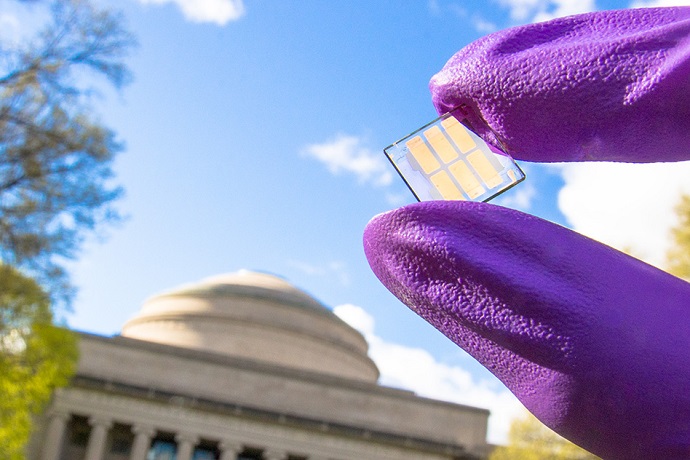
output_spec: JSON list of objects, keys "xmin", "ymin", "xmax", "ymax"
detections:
[{"xmin": 75, "ymin": 330, "xmax": 489, "ymax": 416}]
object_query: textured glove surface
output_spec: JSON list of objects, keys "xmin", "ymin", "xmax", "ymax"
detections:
[
  {"xmin": 430, "ymin": 7, "xmax": 690, "ymax": 162},
  {"xmin": 365, "ymin": 202, "xmax": 690, "ymax": 459},
  {"xmin": 367, "ymin": 7, "xmax": 690, "ymax": 459}
]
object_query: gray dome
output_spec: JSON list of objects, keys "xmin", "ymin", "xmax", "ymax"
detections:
[{"xmin": 121, "ymin": 270, "xmax": 380, "ymax": 383}]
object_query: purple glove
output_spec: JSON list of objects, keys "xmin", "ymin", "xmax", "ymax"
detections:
[
  {"xmin": 430, "ymin": 7, "xmax": 690, "ymax": 163},
  {"xmin": 365, "ymin": 8, "xmax": 690, "ymax": 460}
]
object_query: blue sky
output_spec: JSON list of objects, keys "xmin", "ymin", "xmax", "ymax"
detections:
[{"xmin": 4, "ymin": 0, "xmax": 690, "ymax": 445}]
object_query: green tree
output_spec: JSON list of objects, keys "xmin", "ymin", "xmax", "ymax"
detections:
[
  {"xmin": 0, "ymin": 264, "xmax": 78, "ymax": 460},
  {"xmin": 0, "ymin": 1, "xmax": 134, "ymax": 456},
  {"xmin": 666, "ymin": 194, "xmax": 690, "ymax": 282},
  {"xmin": 490, "ymin": 412, "xmax": 600, "ymax": 460},
  {"xmin": 0, "ymin": 0, "xmax": 135, "ymax": 304}
]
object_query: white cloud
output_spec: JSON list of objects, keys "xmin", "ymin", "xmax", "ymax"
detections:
[
  {"xmin": 0, "ymin": 2, "xmax": 51, "ymax": 46},
  {"xmin": 472, "ymin": 16, "xmax": 499, "ymax": 33},
  {"xmin": 334, "ymin": 303, "xmax": 376, "ymax": 336},
  {"xmin": 334, "ymin": 304, "xmax": 526, "ymax": 445},
  {"xmin": 0, "ymin": 13, "xmax": 20, "ymax": 43},
  {"xmin": 138, "ymin": 0, "xmax": 245, "ymax": 25},
  {"xmin": 427, "ymin": 1, "xmax": 497, "ymax": 33},
  {"xmin": 302, "ymin": 135, "xmax": 393, "ymax": 187},
  {"xmin": 383, "ymin": 191, "xmax": 411, "ymax": 207},
  {"xmin": 495, "ymin": 0, "xmax": 597, "ymax": 23},
  {"xmin": 494, "ymin": 180, "xmax": 536, "ymax": 212},
  {"xmin": 557, "ymin": 161, "xmax": 690, "ymax": 268},
  {"xmin": 630, "ymin": 0, "xmax": 690, "ymax": 6},
  {"xmin": 287, "ymin": 260, "xmax": 351, "ymax": 286}
]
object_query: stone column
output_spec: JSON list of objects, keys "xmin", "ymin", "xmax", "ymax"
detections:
[
  {"xmin": 129, "ymin": 424, "xmax": 156, "ymax": 460},
  {"xmin": 263, "ymin": 449, "xmax": 287, "ymax": 460},
  {"xmin": 84, "ymin": 416, "xmax": 113, "ymax": 460},
  {"xmin": 175, "ymin": 432, "xmax": 199, "ymax": 460},
  {"xmin": 40, "ymin": 410, "xmax": 71, "ymax": 460},
  {"xmin": 219, "ymin": 440, "xmax": 243, "ymax": 460}
]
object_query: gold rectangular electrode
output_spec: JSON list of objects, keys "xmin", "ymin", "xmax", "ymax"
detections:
[
  {"xmin": 406, "ymin": 136, "xmax": 440, "ymax": 174},
  {"xmin": 384, "ymin": 109, "xmax": 525, "ymax": 202},
  {"xmin": 441, "ymin": 116, "xmax": 476, "ymax": 153},
  {"xmin": 449, "ymin": 160, "xmax": 485, "ymax": 199},
  {"xmin": 467, "ymin": 150, "xmax": 503, "ymax": 188},
  {"xmin": 424, "ymin": 126, "xmax": 459, "ymax": 163},
  {"xmin": 430, "ymin": 170, "xmax": 464, "ymax": 200}
]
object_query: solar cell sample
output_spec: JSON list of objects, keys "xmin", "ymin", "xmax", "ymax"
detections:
[{"xmin": 384, "ymin": 111, "xmax": 525, "ymax": 202}]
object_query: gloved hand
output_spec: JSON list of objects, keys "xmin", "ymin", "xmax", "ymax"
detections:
[{"xmin": 364, "ymin": 7, "xmax": 690, "ymax": 460}]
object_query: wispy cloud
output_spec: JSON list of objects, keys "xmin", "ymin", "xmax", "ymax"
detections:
[
  {"xmin": 383, "ymin": 191, "xmax": 410, "ymax": 207},
  {"xmin": 138, "ymin": 0, "xmax": 245, "ymax": 26},
  {"xmin": 629, "ymin": 0, "xmax": 690, "ymax": 6},
  {"xmin": 334, "ymin": 304, "xmax": 526, "ymax": 445},
  {"xmin": 428, "ymin": 1, "xmax": 498, "ymax": 33},
  {"xmin": 557, "ymin": 161, "xmax": 690, "ymax": 269},
  {"xmin": 0, "ymin": 13, "xmax": 21, "ymax": 43},
  {"xmin": 495, "ymin": 0, "xmax": 597, "ymax": 23},
  {"xmin": 0, "ymin": 2, "xmax": 52, "ymax": 46},
  {"xmin": 472, "ymin": 16, "xmax": 499, "ymax": 33},
  {"xmin": 287, "ymin": 259, "xmax": 351, "ymax": 286},
  {"xmin": 302, "ymin": 134, "xmax": 393, "ymax": 187},
  {"xmin": 494, "ymin": 180, "xmax": 536, "ymax": 211}
]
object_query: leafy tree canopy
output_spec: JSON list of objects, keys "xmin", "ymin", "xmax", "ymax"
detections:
[
  {"xmin": 490, "ymin": 412, "xmax": 600, "ymax": 460},
  {"xmin": 666, "ymin": 193, "xmax": 690, "ymax": 281},
  {"xmin": 0, "ymin": 1, "xmax": 133, "ymax": 456},
  {"xmin": 0, "ymin": 0, "xmax": 135, "ymax": 305},
  {"xmin": 0, "ymin": 264, "xmax": 78, "ymax": 460}
]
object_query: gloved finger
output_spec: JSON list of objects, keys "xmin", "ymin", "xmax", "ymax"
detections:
[
  {"xmin": 364, "ymin": 201, "xmax": 690, "ymax": 460},
  {"xmin": 430, "ymin": 7, "xmax": 690, "ymax": 163}
]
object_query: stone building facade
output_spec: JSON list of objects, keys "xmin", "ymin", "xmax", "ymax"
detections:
[{"xmin": 28, "ymin": 271, "xmax": 490, "ymax": 460}]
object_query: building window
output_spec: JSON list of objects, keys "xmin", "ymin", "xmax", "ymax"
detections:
[
  {"xmin": 193, "ymin": 449, "xmax": 217, "ymax": 460},
  {"xmin": 67, "ymin": 415, "xmax": 91, "ymax": 448},
  {"xmin": 237, "ymin": 447, "xmax": 263, "ymax": 460},
  {"xmin": 193, "ymin": 439, "xmax": 220, "ymax": 460},
  {"xmin": 147, "ymin": 440, "xmax": 176, "ymax": 460},
  {"xmin": 109, "ymin": 423, "xmax": 134, "ymax": 455},
  {"xmin": 111, "ymin": 437, "xmax": 132, "ymax": 454}
]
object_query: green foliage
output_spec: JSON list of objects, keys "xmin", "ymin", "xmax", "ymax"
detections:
[
  {"xmin": 0, "ymin": 0, "xmax": 135, "ymax": 304},
  {"xmin": 666, "ymin": 194, "xmax": 690, "ymax": 282},
  {"xmin": 489, "ymin": 412, "xmax": 600, "ymax": 460},
  {"xmin": 0, "ymin": 1, "xmax": 133, "ymax": 454},
  {"xmin": 0, "ymin": 264, "xmax": 78, "ymax": 460}
]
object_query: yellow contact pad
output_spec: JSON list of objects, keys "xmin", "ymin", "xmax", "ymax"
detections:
[
  {"xmin": 441, "ymin": 117, "xmax": 476, "ymax": 153},
  {"xmin": 430, "ymin": 171, "xmax": 464, "ymax": 200},
  {"xmin": 467, "ymin": 150, "xmax": 503, "ymax": 188},
  {"xmin": 424, "ymin": 126, "xmax": 459, "ymax": 163},
  {"xmin": 449, "ymin": 161, "xmax": 485, "ymax": 199},
  {"xmin": 406, "ymin": 136, "xmax": 440, "ymax": 174}
]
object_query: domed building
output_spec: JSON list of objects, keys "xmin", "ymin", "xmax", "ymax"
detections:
[
  {"xmin": 29, "ymin": 271, "xmax": 490, "ymax": 460},
  {"xmin": 121, "ymin": 271, "xmax": 379, "ymax": 384}
]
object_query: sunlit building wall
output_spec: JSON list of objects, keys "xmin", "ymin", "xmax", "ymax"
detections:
[{"xmin": 28, "ymin": 271, "xmax": 490, "ymax": 460}]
